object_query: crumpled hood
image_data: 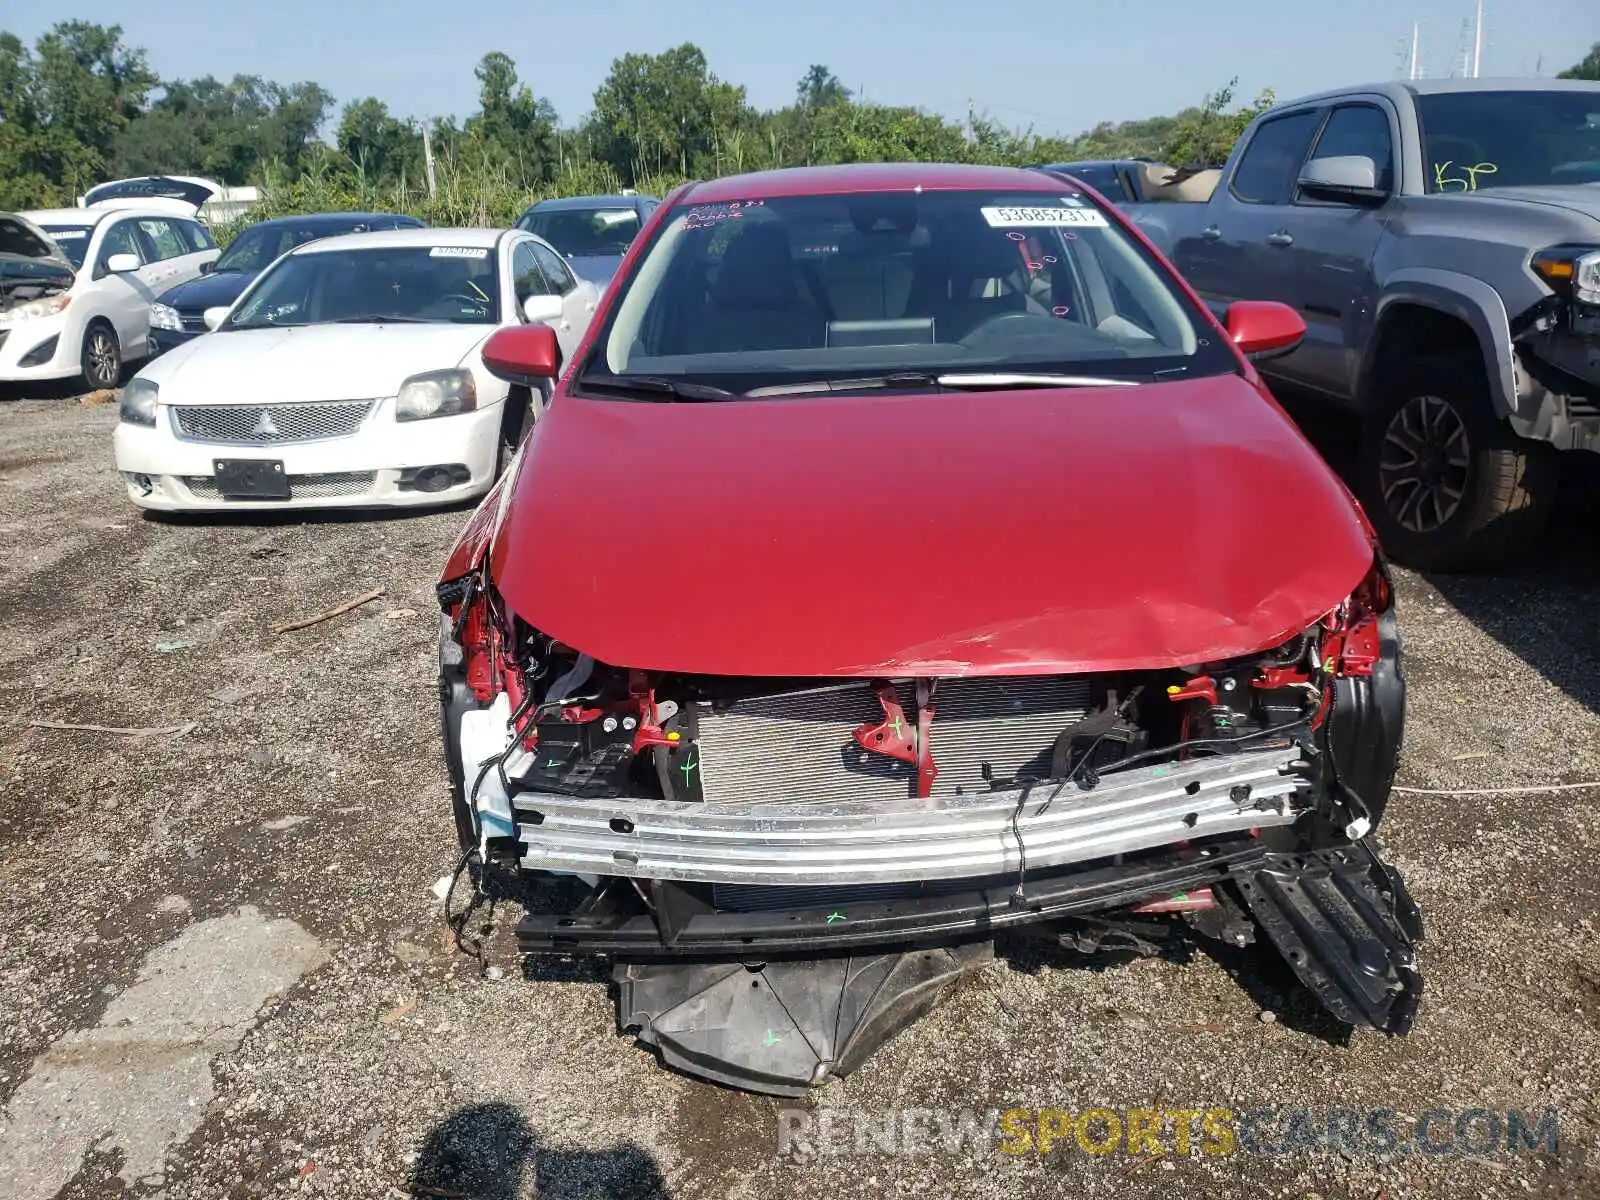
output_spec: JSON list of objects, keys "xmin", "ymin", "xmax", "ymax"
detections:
[
  {"xmin": 156, "ymin": 270, "xmax": 256, "ymax": 312},
  {"xmin": 482, "ymin": 374, "xmax": 1376, "ymax": 677},
  {"xmin": 149, "ymin": 323, "xmax": 493, "ymax": 402}
]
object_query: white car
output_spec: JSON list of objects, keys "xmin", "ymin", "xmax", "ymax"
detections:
[
  {"xmin": 112, "ymin": 226, "xmax": 600, "ymax": 512},
  {"xmin": 2, "ymin": 207, "xmax": 219, "ymax": 389}
]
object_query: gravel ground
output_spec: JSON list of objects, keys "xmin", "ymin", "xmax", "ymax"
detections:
[{"xmin": 0, "ymin": 394, "xmax": 1597, "ymax": 1200}]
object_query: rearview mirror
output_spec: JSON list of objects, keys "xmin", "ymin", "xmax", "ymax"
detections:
[
  {"xmin": 1298, "ymin": 155, "xmax": 1388, "ymax": 204},
  {"xmin": 482, "ymin": 323, "xmax": 560, "ymax": 385},
  {"xmin": 522, "ymin": 294, "xmax": 564, "ymax": 324},
  {"xmin": 202, "ymin": 306, "xmax": 230, "ymax": 331},
  {"xmin": 1225, "ymin": 300, "xmax": 1305, "ymax": 361},
  {"xmin": 105, "ymin": 253, "xmax": 141, "ymax": 274}
]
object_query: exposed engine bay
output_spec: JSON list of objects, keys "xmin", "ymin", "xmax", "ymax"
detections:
[
  {"xmin": 0, "ymin": 215, "xmax": 74, "ymax": 316},
  {"xmin": 436, "ymin": 559, "xmax": 1419, "ymax": 1095}
]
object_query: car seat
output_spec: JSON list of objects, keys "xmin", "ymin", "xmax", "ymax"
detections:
[{"xmin": 693, "ymin": 223, "xmax": 824, "ymax": 353}]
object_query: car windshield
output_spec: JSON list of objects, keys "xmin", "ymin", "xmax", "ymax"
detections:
[
  {"xmin": 518, "ymin": 207, "xmax": 640, "ymax": 257},
  {"xmin": 226, "ymin": 245, "xmax": 500, "ymax": 329},
  {"xmin": 215, "ymin": 221, "xmax": 374, "ymax": 274},
  {"xmin": 37, "ymin": 225, "xmax": 95, "ymax": 269},
  {"xmin": 1417, "ymin": 89, "xmax": 1600, "ymax": 191},
  {"xmin": 580, "ymin": 187, "xmax": 1230, "ymax": 395}
]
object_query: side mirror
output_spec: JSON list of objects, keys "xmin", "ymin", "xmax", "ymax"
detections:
[
  {"xmin": 482, "ymin": 323, "xmax": 561, "ymax": 385},
  {"xmin": 1226, "ymin": 300, "xmax": 1305, "ymax": 361},
  {"xmin": 105, "ymin": 252, "xmax": 141, "ymax": 274},
  {"xmin": 1298, "ymin": 155, "xmax": 1388, "ymax": 205},
  {"xmin": 521, "ymin": 293, "xmax": 564, "ymax": 324},
  {"xmin": 199, "ymin": 260, "xmax": 215, "ymax": 275},
  {"xmin": 202, "ymin": 306, "xmax": 230, "ymax": 331}
]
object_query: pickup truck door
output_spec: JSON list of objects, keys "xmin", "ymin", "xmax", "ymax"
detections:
[
  {"xmin": 1264, "ymin": 101, "xmax": 1397, "ymax": 399},
  {"xmin": 1174, "ymin": 107, "xmax": 1327, "ymax": 323}
]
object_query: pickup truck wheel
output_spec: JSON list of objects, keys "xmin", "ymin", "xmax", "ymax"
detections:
[{"xmin": 1358, "ymin": 353, "xmax": 1555, "ymax": 572}]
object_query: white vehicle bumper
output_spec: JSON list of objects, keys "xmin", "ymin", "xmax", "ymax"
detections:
[
  {"xmin": 0, "ymin": 313, "xmax": 79, "ymax": 382},
  {"xmin": 112, "ymin": 398, "xmax": 505, "ymax": 511}
]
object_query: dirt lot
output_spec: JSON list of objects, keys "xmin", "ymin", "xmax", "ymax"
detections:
[{"xmin": 0, "ymin": 394, "xmax": 1597, "ymax": 1200}]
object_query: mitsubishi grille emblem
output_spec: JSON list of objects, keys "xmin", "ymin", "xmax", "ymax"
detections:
[{"xmin": 251, "ymin": 410, "xmax": 279, "ymax": 438}]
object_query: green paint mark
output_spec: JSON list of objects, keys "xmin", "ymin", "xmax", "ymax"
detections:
[
  {"xmin": 826, "ymin": 911, "xmax": 846, "ymax": 924},
  {"xmin": 764, "ymin": 1029, "xmax": 782, "ymax": 1047},
  {"xmin": 1171, "ymin": 892, "xmax": 1189, "ymax": 902},
  {"xmin": 679, "ymin": 755, "xmax": 698, "ymax": 782}
]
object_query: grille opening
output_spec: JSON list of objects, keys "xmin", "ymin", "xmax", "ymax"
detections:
[
  {"xmin": 183, "ymin": 471, "xmax": 376, "ymax": 500},
  {"xmin": 172, "ymin": 400, "xmax": 374, "ymax": 444}
]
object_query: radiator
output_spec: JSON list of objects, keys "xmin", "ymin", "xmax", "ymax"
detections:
[{"xmin": 693, "ymin": 677, "xmax": 1091, "ymax": 806}]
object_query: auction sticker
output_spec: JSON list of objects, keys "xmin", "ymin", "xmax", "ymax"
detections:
[
  {"xmin": 981, "ymin": 206, "xmax": 1108, "ymax": 228},
  {"xmin": 429, "ymin": 246, "xmax": 489, "ymax": 259}
]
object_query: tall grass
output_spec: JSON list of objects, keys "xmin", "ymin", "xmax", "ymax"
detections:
[{"xmin": 214, "ymin": 151, "xmax": 687, "ymax": 242}]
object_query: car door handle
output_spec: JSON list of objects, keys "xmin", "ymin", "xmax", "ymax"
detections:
[
  {"xmin": 1266, "ymin": 231, "xmax": 1295, "ymax": 247},
  {"xmin": 1200, "ymin": 226, "xmax": 1222, "ymax": 242}
]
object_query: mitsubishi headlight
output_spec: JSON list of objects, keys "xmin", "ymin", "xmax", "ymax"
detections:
[
  {"xmin": 149, "ymin": 302, "xmax": 183, "ymax": 332},
  {"xmin": 0, "ymin": 294, "xmax": 70, "ymax": 327},
  {"xmin": 119, "ymin": 377, "xmax": 159, "ymax": 427},
  {"xmin": 396, "ymin": 368, "xmax": 478, "ymax": 421},
  {"xmin": 1532, "ymin": 245, "xmax": 1600, "ymax": 305}
]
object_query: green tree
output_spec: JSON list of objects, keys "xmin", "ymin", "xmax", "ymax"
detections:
[
  {"xmin": 0, "ymin": 21, "xmax": 156, "ymax": 206},
  {"xmin": 335, "ymin": 96, "xmax": 419, "ymax": 186},
  {"xmin": 589, "ymin": 44, "xmax": 750, "ymax": 180},
  {"xmin": 462, "ymin": 52, "xmax": 559, "ymax": 187},
  {"xmin": 1558, "ymin": 43, "xmax": 1600, "ymax": 80},
  {"xmin": 1157, "ymin": 79, "xmax": 1275, "ymax": 167},
  {"xmin": 797, "ymin": 65, "xmax": 850, "ymax": 111}
]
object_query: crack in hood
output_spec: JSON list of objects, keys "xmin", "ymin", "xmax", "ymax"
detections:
[{"xmin": 479, "ymin": 374, "xmax": 1376, "ymax": 677}]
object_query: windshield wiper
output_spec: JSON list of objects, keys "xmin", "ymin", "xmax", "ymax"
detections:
[
  {"xmin": 582, "ymin": 374, "xmax": 738, "ymax": 401},
  {"xmin": 328, "ymin": 314, "xmax": 436, "ymax": 324},
  {"xmin": 931, "ymin": 372, "xmax": 1141, "ymax": 389},
  {"xmin": 744, "ymin": 371, "xmax": 1139, "ymax": 398},
  {"xmin": 743, "ymin": 372, "xmax": 940, "ymax": 398}
]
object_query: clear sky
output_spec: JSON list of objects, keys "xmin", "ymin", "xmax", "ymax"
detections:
[{"xmin": 8, "ymin": 0, "xmax": 1597, "ymax": 136}]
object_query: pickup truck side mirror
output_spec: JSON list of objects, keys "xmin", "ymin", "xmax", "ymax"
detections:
[
  {"xmin": 1298, "ymin": 155, "xmax": 1389, "ymax": 206},
  {"xmin": 1226, "ymin": 300, "xmax": 1305, "ymax": 361}
]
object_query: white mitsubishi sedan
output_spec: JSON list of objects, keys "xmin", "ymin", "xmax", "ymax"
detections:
[{"xmin": 112, "ymin": 226, "xmax": 599, "ymax": 511}]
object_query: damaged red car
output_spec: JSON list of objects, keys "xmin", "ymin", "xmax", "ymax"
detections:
[{"xmin": 436, "ymin": 163, "xmax": 1418, "ymax": 1095}]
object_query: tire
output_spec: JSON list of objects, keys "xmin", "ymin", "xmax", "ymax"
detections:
[
  {"xmin": 1356, "ymin": 352, "xmax": 1556, "ymax": 572},
  {"xmin": 81, "ymin": 322, "xmax": 121, "ymax": 391}
]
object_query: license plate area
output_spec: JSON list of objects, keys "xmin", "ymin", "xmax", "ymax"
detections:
[{"xmin": 213, "ymin": 458, "xmax": 289, "ymax": 500}]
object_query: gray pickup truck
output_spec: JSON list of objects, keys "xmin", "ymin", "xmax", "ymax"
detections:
[{"xmin": 1122, "ymin": 78, "xmax": 1600, "ymax": 570}]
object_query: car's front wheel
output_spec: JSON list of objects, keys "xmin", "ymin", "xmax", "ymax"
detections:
[
  {"xmin": 81, "ymin": 321, "xmax": 122, "ymax": 391},
  {"xmin": 1357, "ymin": 352, "xmax": 1556, "ymax": 572}
]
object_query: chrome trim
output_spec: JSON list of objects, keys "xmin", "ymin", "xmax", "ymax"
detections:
[{"xmin": 513, "ymin": 746, "xmax": 1309, "ymax": 885}]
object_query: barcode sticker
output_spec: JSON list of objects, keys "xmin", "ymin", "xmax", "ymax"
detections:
[{"xmin": 980, "ymin": 206, "xmax": 1109, "ymax": 228}]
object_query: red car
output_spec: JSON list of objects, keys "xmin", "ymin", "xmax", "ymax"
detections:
[{"xmin": 437, "ymin": 163, "xmax": 1418, "ymax": 1095}]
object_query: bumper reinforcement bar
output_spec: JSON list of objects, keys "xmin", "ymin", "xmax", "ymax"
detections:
[{"xmin": 513, "ymin": 746, "xmax": 1308, "ymax": 886}]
